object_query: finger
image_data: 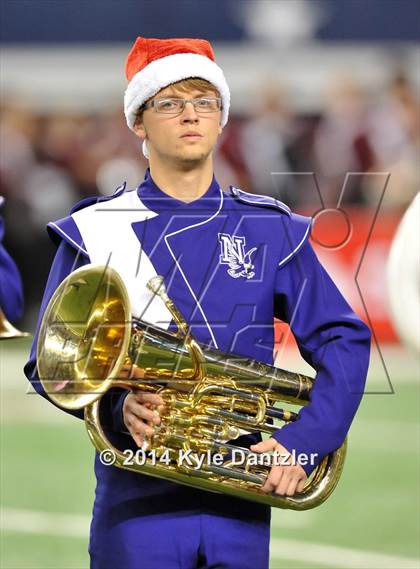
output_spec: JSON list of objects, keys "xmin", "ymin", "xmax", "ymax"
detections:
[
  {"xmin": 130, "ymin": 405, "xmax": 160, "ymax": 425},
  {"xmin": 261, "ymin": 478, "xmax": 274, "ymax": 494},
  {"xmin": 296, "ymin": 478, "xmax": 307, "ymax": 493},
  {"xmin": 131, "ymin": 366, "xmax": 145, "ymax": 378},
  {"xmin": 129, "ymin": 430, "xmax": 152, "ymax": 447},
  {"xmin": 133, "ymin": 391, "xmax": 165, "ymax": 407},
  {"xmin": 156, "ymin": 403, "xmax": 166, "ymax": 415},
  {"xmin": 285, "ymin": 476, "xmax": 300, "ymax": 497},
  {"xmin": 127, "ymin": 400, "xmax": 161, "ymax": 424},
  {"xmin": 262, "ymin": 467, "xmax": 283, "ymax": 493},
  {"xmin": 131, "ymin": 431, "xmax": 144, "ymax": 448},
  {"xmin": 120, "ymin": 365, "xmax": 145, "ymax": 379},
  {"xmin": 142, "ymin": 401, "xmax": 163, "ymax": 414},
  {"xmin": 250, "ymin": 439, "xmax": 276, "ymax": 454},
  {"xmin": 275, "ymin": 471, "xmax": 293, "ymax": 496},
  {"xmin": 127, "ymin": 414, "xmax": 155, "ymax": 438},
  {"xmin": 118, "ymin": 369, "xmax": 136, "ymax": 381},
  {"xmin": 127, "ymin": 413, "xmax": 154, "ymax": 436},
  {"xmin": 127, "ymin": 404, "xmax": 157, "ymax": 424},
  {"xmin": 126, "ymin": 419, "xmax": 144, "ymax": 447}
]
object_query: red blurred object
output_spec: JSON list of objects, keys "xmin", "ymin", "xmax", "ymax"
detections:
[{"xmin": 275, "ymin": 207, "xmax": 403, "ymax": 350}]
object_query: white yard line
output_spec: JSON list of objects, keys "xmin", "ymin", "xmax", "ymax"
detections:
[
  {"xmin": 271, "ymin": 511, "xmax": 315, "ymax": 529},
  {"xmin": 270, "ymin": 538, "xmax": 419, "ymax": 569},
  {"xmin": 349, "ymin": 419, "xmax": 419, "ymax": 453},
  {"xmin": 356, "ymin": 418, "xmax": 419, "ymax": 432},
  {"xmin": 1, "ymin": 508, "xmax": 89, "ymax": 538},
  {"xmin": 1, "ymin": 508, "xmax": 418, "ymax": 569},
  {"xmin": 1, "ymin": 507, "xmax": 312, "ymax": 532}
]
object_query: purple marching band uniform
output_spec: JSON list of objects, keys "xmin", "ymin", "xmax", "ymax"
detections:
[
  {"xmin": 0, "ymin": 197, "xmax": 24, "ymax": 323},
  {"xmin": 24, "ymin": 169, "xmax": 371, "ymax": 568}
]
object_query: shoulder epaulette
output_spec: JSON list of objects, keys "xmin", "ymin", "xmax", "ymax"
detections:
[
  {"xmin": 229, "ymin": 186, "xmax": 291, "ymax": 216},
  {"xmin": 48, "ymin": 183, "xmax": 128, "ymax": 257},
  {"xmin": 47, "ymin": 215, "xmax": 88, "ymax": 257}
]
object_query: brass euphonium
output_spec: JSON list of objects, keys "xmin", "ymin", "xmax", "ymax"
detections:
[
  {"xmin": 0, "ymin": 307, "xmax": 29, "ymax": 340},
  {"xmin": 37, "ymin": 265, "xmax": 346, "ymax": 510}
]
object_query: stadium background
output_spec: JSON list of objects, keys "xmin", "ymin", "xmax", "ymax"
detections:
[{"xmin": 0, "ymin": 1, "xmax": 419, "ymax": 568}]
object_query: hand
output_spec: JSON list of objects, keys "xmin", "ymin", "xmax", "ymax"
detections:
[
  {"xmin": 250, "ymin": 438, "xmax": 307, "ymax": 497},
  {"xmin": 122, "ymin": 389, "xmax": 165, "ymax": 448},
  {"xmin": 119, "ymin": 364, "xmax": 165, "ymax": 448}
]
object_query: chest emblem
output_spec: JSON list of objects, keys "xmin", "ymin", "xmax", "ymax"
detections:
[{"xmin": 218, "ymin": 233, "xmax": 257, "ymax": 280}]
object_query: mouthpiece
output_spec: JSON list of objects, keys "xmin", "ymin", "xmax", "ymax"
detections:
[{"xmin": 147, "ymin": 276, "xmax": 169, "ymax": 302}]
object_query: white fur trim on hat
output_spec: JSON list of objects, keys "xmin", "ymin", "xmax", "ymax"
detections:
[
  {"xmin": 124, "ymin": 52, "xmax": 230, "ymax": 132},
  {"xmin": 142, "ymin": 139, "xmax": 149, "ymax": 159}
]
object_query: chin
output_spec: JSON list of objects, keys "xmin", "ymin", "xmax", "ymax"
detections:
[{"xmin": 176, "ymin": 149, "xmax": 209, "ymax": 164}]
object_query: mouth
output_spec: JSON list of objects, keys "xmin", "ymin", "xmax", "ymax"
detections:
[{"xmin": 180, "ymin": 133, "xmax": 203, "ymax": 139}]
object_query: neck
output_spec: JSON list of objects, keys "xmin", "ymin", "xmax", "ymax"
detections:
[{"xmin": 148, "ymin": 157, "xmax": 214, "ymax": 203}]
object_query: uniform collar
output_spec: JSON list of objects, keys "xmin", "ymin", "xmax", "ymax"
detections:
[{"xmin": 137, "ymin": 167, "xmax": 222, "ymax": 215}]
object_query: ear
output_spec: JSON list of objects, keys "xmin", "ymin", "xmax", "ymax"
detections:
[
  {"xmin": 218, "ymin": 125, "xmax": 223, "ymax": 135},
  {"xmin": 133, "ymin": 122, "xmax": 146, "ymax": 141}
]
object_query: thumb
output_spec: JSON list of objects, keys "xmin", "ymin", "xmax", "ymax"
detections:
[{"xmin": 250, "ymin": 438, "xmax": 277, "ymax": 453}]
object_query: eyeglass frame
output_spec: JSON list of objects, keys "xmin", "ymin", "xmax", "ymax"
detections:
[{"xmin": 142, "ymin": 96, "xmax": 223, "ymax": 115}]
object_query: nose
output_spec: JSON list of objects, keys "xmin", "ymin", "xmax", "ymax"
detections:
[{"xmin": 180, "ymin": 100, "xmax": 199, "ymax": 123}]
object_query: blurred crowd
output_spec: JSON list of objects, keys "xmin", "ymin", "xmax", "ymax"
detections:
[{"xmin": 0, "ymin": 72, "xmax": 418, "ymax": 325}]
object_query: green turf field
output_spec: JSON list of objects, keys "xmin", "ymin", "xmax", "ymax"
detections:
[{"xmin": 1, "ymin": 339, "xmax": 419, "ymax": 569}]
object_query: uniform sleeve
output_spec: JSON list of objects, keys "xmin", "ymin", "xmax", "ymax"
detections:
[
  {"xmin": 0, "ymin": 217, "xmax": 24, "ymax": 323},
  {"xmin": 23, "ymin": 239, "xmax": 129, "ymax": 432},
  {"xmin": 273, "ymin": 240, "xmax": 371, "ymax": 476}
]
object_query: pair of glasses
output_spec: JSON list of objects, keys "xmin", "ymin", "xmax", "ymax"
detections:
[{"xmin": 143, "ymin": 97, "xmax": 222, "ymax": 114}]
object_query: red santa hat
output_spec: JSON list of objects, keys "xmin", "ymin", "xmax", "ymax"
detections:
[{"xmin": 124, "ymin": 36, "xmax": 230, "ymax": 132}]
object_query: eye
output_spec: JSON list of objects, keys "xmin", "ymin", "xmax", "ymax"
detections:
[
  {"xmin": 195, "ymin": 98, "xmax": 212, "ymax": 108},
  {"xmin": 194, "ymin": 98, "xmax": 221, "ymax": 111},
  {"xmin": 156, "ymin": 99, "xmax": 180, "ymax": 111}
]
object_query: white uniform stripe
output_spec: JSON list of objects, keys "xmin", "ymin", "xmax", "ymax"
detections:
[
  {"xmin": 71, "ymin": 189, "xmax": 172, "ymax": 327},
  {"xmin": 278, "ymin": 219, "xmax": 312, "ymax": 268},
  {"xmin": 164, "ymin": 189, "xmax": 224, "ymax": 349},
  {"xmin": 48, "ymin": 222, "xmax": 89, "ymax": 257}
]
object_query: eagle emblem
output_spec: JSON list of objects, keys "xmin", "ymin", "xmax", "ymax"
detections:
[{"xmin": 218, "ymin": 233, "xmax": 257, "ymax": 280}]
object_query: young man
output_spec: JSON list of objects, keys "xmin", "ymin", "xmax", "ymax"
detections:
[{"xmin": 25, "ymin": 37, "xmax": 371, "ymax": 569}]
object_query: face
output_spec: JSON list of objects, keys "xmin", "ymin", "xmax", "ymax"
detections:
[{"xmin": 133, "ymin": 84, "xmax": 223, "ymax": 167}]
